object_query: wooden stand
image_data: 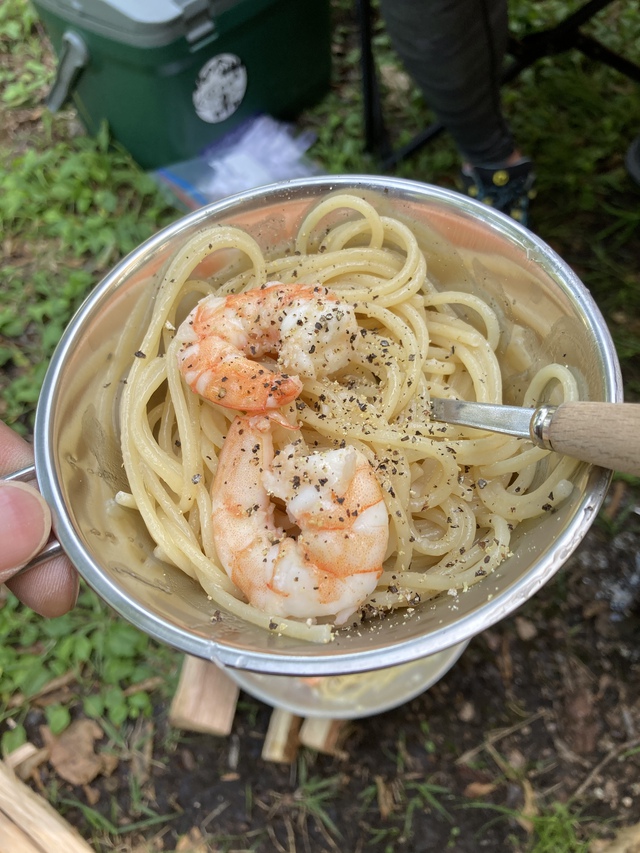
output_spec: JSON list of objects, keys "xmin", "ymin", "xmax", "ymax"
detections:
[
  {"xmin": 169, "ymin": 655, "xmax": 347, "ymax": 762},
  {"xmin": 261, "ymin": 709, "xmax": 302, "ymax": 763},
  {"xmin": 299, "ymin": 717, "xmax": 348, "ymax": 759},
  {"xmin": 169, "ymin": 656, "xmax": 240, "ymax": 737}
]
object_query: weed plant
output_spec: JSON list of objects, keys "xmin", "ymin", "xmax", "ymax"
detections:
[
  {"xmin": 0, "ymin": 2, "xmax": 176, "ymax": 432},
  {"xmin": 0, "ymin": 586, "xmax": 179, "ymax": 754}
]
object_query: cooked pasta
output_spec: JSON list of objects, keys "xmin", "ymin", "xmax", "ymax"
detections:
[{"xmin": 117, "ymin": 193, "xmax": 579, "ymax": 643}]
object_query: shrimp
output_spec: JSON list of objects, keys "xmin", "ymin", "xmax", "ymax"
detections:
[
  {"xmin": 211, "ymin": 415, "xmax": 389, "ymax": 625},
  {"xmin": 175, "ymin": 282, "xmax": 359, "ymax": 412}
]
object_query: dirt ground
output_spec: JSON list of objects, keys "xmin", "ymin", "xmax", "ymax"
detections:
[
  {"xmin": 16, "ymin": 481, "xmax": 640, "ymax": 852},
  {"xmin": 165, "ymin": 489, "xmax": 640, "ymax": 852}
]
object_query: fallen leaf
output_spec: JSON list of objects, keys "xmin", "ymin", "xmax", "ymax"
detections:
[
  {"xmin": 83, "ymin": 783, "xmax": 100, "ymax": 806},
  {"xmin": 375, "ymin": 774, "xmax": 396, "ymax": 819},
  {"xmin": 42, "ymin": 719, "xmax": 108, "ymax": 785},
  {"xmin": 101, "ymin": 752, "xmax": 119, "ymax": 777},
  {"xmin": 464, "ymin": 781, "xmax": 498, "ymax": 798}
]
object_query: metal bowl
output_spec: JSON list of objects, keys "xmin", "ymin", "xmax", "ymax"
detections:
[
  {"xmin": 34, "ymin": 175, "xmax": 621, "ymax": 676},
  {"xmin": 228, "ymin": 639, "xmax": 469, "ymax": 719}
]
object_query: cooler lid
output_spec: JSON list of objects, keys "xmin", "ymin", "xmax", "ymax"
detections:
[{"xmin": 33, "ymin": 0, "xmax": 238, "ymax": 47}]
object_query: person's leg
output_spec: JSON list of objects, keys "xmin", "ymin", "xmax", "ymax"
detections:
[
  {"xmin": 378, "ymin": 0, "xmax": 514, "ymax": 166},
  {"xmin": 378, "ymin": 0, "xmax": 536, "ymax": 224}
]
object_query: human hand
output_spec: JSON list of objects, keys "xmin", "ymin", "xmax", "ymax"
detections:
[{"xmin": 0, "ymin": 420, "xmax": 78, "ymax": 616}]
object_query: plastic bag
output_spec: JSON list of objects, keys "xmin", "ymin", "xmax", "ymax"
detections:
[{"xmin": 151, "ymin": 115, "xmax": 323, "ymax": 211}]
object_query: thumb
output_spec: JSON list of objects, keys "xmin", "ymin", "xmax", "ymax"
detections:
[{"xmin": 0, "ymin": 481, "xmax": 52, "ymax": 581}]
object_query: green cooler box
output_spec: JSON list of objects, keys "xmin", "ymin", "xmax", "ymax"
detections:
[{"xmin": 32, "ymin": 0, "xmax": 332, "ymax": 169}]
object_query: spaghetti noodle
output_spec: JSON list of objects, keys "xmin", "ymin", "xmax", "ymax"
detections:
[{"xmin": 117, "ymin": 193, "xmax": 579, "ymax": 643}]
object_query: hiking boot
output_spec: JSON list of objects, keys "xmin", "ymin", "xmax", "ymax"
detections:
[{"xmin": 460, "ymin": 158, "xmax": 536, "ymax": 227}]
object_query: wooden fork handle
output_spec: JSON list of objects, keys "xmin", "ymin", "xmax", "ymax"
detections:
[{"xmin": 543, "ymin": 402, "xmax": 640, "ymax": 476}]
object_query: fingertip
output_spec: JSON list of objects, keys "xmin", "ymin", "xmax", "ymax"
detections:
[
  {"xmin": 0, "ymin": 481, "xmax": 52, "ymax": 578},
  {"xmin": 5, "ymin": 557, "xmax": 79, "ymax": 617}
]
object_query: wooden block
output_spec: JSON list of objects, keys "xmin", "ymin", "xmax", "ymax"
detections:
[
  {"xmin": 5, "ymin": 742, "xmax": 40, "ymax": 772},
  {"xmin": 299, "ymin": 718, "xmax": 347, "ymax": 758},
  {"xmin": 0, "ymin": 813, "xmax": 41, "ymax": 853},
  {"xmin": 5, "ymin": 743, "xmax": 49, "ymax": 781},
  {"xmin": 0, "ymin": 760, "xmax": 94, "ymax": 853},
  {"xmin": 169, "ymin": 655, "xmax": 239, "ymax": 737},
  {"xmin": 261, "ymin": 708, "xmax": 302, "ymax": 763}
]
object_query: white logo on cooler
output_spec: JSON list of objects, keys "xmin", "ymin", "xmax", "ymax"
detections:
[{"xmin": 193, "ymin": 53, "xmax": 248, "ymax": 123}]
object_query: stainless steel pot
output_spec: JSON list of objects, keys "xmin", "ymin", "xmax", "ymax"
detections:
[{"xmin": 31, "ymin": 176, "xmax": 621, "ymax": 675}]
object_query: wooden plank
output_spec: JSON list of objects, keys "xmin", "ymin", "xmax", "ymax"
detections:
[
  {"xmin": 5, "ymin": 742, "xmax": 49, "ymax": 781},
  {"xmin": 5, "ymin": 742, "xmax": 40, "ymax": 772},
  {"xmin": 0, "ymin": 812, "xmax": 42, "ymax": 853},
  {"xmin": 0, "ymin": 760, "xmax": 94, "ymax": 853},
  {"xmin": 261, "ymin": 709, "xmax": 301, "ymax": 763},
  {"xmin": 169, "ymin": 655, "xmax": 239, "ymax": 737},
  {"xmin": 299, "ymin": 718, "xmax": 347, "ymax": 758}
]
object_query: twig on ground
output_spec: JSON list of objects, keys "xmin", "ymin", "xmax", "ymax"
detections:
[
  {"xmin": 8, "ymin": 671, "xmax": 77, "ymax": 708},
  {"xmin": 572, "ymin": 736, "xmax": 640, "ymax": 801},
  {"xmin": 551, "ymin": 737, "xmax": 593, "ymax": 769},
  {"xmin": 455, "ymin": 709, "xmax": 548, "ymax": 766}
]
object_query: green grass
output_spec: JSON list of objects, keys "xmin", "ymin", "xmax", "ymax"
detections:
[
  {"xmin": 0, "ymin": 1, "xmax": 177, "ymax": 432},
  {"xmin": 0, "ymin": 581, "xmax": 183, "ymax": 848},
  {"xmin": 0, "ymin": 128, "xmax": 176, "ymax": 430},
  {"xmin": 528, "ymin": 803, "xmax": 594, "ymax": 853},
  {"xmin": 469, "ymin": 800, "xmax": 597, "ymax": 852},
  {"xmin": 0, "ymin": 0, "xmax": 53, "ymax": 105},
  {"xmin": 0, "ymin": 585, "xmax": 180, "ymax": 756}
]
